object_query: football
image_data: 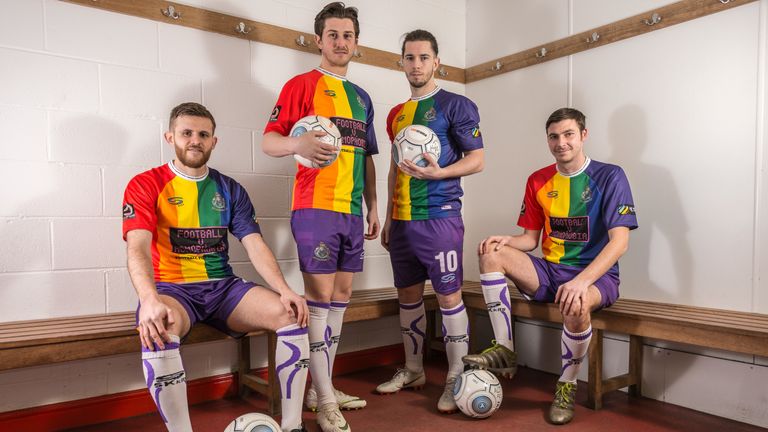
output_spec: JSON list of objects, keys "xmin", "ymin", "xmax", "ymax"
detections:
[
  {"xmin": 452, "ymin": 369, "xmax": 503, "ymax": 419},
  {"xmin": 223, "ymin": 412, "xmax": 281, "ymax": 432},
  {"xmin": 290, "ymin": 115, "xmax": 342, "ymax": 168},
  {"xmin": 392, "ymin": 124, "xmax": 441, "ymax": 168}
]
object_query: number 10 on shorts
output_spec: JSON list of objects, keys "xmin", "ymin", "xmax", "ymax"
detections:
[{"xmin": 435, "ymin": 250, "xmax": 458, "ymax": 273}]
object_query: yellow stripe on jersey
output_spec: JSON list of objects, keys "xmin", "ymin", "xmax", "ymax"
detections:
[
  {"xmin": 392, "ymin": 102, "xmax": 418, "ymax": 220},
  {"xmin": 170, "ymin": 176, "xmax": 207, "ymax": 280}
]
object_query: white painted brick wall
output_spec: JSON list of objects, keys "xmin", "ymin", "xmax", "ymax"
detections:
[
  {"xmin": 159, "ymin": 23, "xmax": 251, "ymax": 82},
  {"xmin": 0, "ymin": 271, "xmax": 105, "ymax": 322},
  {"xmin": 0, "ymin": 219, "xmax": 51, "ymax": 272},
  {"xmin": 105, "ymin": 269, "xmax": 138, "ymax": 313},
  {"xmin": 0, "ymin": 161, "xmax": 103, "ymax": 217},
  {"xmin": 52, "ymin": 219, "xmax": 125, "ymax": 269},
  {"xmin": 0, "ymin": 0, "xmax": 44, "ymax": 50},
  {"xmin": 0, "ymin": 105, "xmax": 47, "ymax": 162},
  {"xmin": 230, "ymin": 173, "xmax": 291, "ymax": 218},
  {"xmin": 103, "ymin": 165, "xmax": 156, "ymax": 217},
  {"xmin": 202, "ymin": 79, "xmax": 274, "ymax": 130}
]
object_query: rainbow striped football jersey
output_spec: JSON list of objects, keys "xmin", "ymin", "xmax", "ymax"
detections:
[
  {"xmin": 122, "ymin": 162, "xmax": 260, "ymax": 283},
  {"xmin": 386, "ymin": 87, "xmax": 483, "ymax": 220},
  {"xmin": 265, "ymin": 68, "xmax": 377, "ymax": 216},
  {"xmin": 518, "ymin": 158, "xmax": 638, "ymax": 272}
]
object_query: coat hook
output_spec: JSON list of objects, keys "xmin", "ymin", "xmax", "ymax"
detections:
[
  {"xmin": 296, "ymin": 34, "xmax": 310, "ymax": 47},
  {"xmin": 353, "ymin": 49, "xmax": 362, "ymax": 58},
  {"xmin": 235, "ymin": 22, "xmax": 252, "ymax": 34},
  {"xmin": 719, "ymin": 0, "xmax": 732, "ymax": 3},
  {"xmin": 161, "ymin": 5, "xmax": 181, "ymax": 20},
  {"xmin": 585, "ymin": 32, "xmax": 600, "ymax": 44},
  {"xmin": 490, "ymin": 61, "xmax": 502, "ymax": 71},
  {"xmin": 535, "ymin": 47, "xmax": 547, "ymax": 58},
  {"xmin": 644, "ymin": 12, "xmax": 662, "ymax": 26},
  {"xmin": 397, "ymin": 59, "xmax": 403, "ymax": 68},
  {"xmin": 437, "ymin": 67, "xmax": 448, "ymax": 77}
]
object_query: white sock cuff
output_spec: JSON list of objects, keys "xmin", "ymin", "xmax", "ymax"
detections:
[
  {"xmin": 563, "ymin": 325, "xmax": 593, "ymax": 342},
  {"xmin": 141, "ymin": 334, "xmax": 181, "ymax": 359},
  {"xmin": 480, "ymin": 272, "xmax": 506, "ymax": 282}
]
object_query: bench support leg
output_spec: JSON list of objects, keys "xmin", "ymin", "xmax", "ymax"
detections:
[
  {"xmin": 237, "ymin": 336, "xmax": 251, "ymax": 398},
  {"xmin": 425, "ymin": 309, "xmax": 436, "ymax": 360},
  {"xmin": 628, "ymin": 335, "xmax": 643, "ymax": 397},
  {"xmin": 587, "ymin": 328, "xmax": 604, "ymax": 409},
  {"xmin": 267, "ymin": 332, "xmax": 280, "ymax": 416}
]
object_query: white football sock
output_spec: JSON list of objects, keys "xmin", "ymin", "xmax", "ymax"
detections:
[
  {"xmin": 399, "ymin": 300, "xmax": 426, "ymax": 374},
  {"xmin": 480, "ymin": 272, "xmax": 514, "ymax": 350},
  {"xmin": 308, "ymin": 301, "xmax": 334, "ymax": 407},
  {"xmin": 559, "ymin": 325, "xmax": 592, "ymax": 383},
  {"xmin": 441, "ymin": 301, "xmax": 469, "ymax": 379},
  {"xmin": 141, "ymin": 334, "xmax": 191, "ymax": 432},
  {"xmin": 327, "ymin": 301, "xmax": 348, "ymax": 375},
  {"xmin": 276, "ymin": 324, "xmax": 309, "ymax": 431}
]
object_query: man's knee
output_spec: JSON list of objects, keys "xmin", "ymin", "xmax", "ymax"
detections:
[{"xmin": 479, "ymin": 249, "xmax": 505, "ymax": 273}]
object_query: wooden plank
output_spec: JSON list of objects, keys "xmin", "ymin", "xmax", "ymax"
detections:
[
  {"xmin": 464, "ymin": 0, "xmax": 757, "ymax": 83},
  {"xmin": 60, "ymin": 0, "xmax": 465, "ymax": 83},
  {"xmin": 587, "ymin": 329, "xmax": 604, "ymax": 409}
]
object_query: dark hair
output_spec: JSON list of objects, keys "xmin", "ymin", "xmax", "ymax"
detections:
[
  {"xmin": 314, "ymin": 2, "xmax": 360, "ymax": 37},
  {"xmin": 546, "ymin": 108, "xmax": 586, "ymax": 132},
  {"xmin": 169, "ymin": 102, "xmax": 216, "ymax": 133},
  {"xmin": 401, "ymin": 29, "xmax": 439, "ymax": 56}
]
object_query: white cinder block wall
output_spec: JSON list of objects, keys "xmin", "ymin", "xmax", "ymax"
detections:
[
  {"xmin": 0, "ymin": 0, "xmax": 465, "ymax": 412},
  {"xmin": 464, "ymin": 0, "xmax": 768, "ymax": 428}
]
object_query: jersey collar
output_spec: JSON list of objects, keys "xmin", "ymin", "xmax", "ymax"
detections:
[
  {"xmin": 411, "ymin": 86, "xmax": 441, "ymax": 101},
  {"xmin": 168, "ymin": 161, "xmax": 209, "ymax": 182},
  {"xmin": 556, "ymin": 157, "xmax": 591, "ymax": 177},
  {"xmin": 316, "ymin": 67, "xmax": 347, "ymax": 81}
]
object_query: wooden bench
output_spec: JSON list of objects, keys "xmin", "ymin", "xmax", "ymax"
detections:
[
  {"xmin": 0, "ymin": 285, "xmax": 440, "ymax": 416},
  {"xmin": 461, "ymin": 280, "xmax": 768, "ymax": 409}
]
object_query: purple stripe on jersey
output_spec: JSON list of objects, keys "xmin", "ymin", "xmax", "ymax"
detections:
[
  {"xmin": 330, "ymin": 301, "xmax": 349, "ymax": 309},
  {"xmin": 276, "ymin": 341, "xmax": 301, "ymax": 399},
  {"xmin": 142, "ymin": 342, "xmax": 180, "ymax": 353},
  {"xmin": 307, "ymin": 300, "xmax": 331, "ymax": 309},
  {"xmin": 564, "ymin": 327, "xmax": 593, "ymax": 341},
  {"xmin": 500, "ymin": 286, "xmax": 512, "ymax": 340},
  {"xmin": 481, "ymin": 278, "xmax": 507, "ymax": 286},
  {"xmin": 143, "ymin": 360, "xmax": 168, "ymax": 423},
  {"xmin": 440, "ymin": 303, "xmax": 466, "ymax": 316},
  {"xmin": 277, "ymin": 326, "xmax": 309, "ymax": 337},
  {"xmin": 400, "ymin": 300, "xmax": 424, "ymax": 310}
]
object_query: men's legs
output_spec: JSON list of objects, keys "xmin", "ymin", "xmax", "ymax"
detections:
[
  {"xmin": 436, "ymin": 290, "xmax": 468, "ymax": 414},
  {"xmin": 140, "ymin": 295, "xmax": 192, "ymax": 432}
]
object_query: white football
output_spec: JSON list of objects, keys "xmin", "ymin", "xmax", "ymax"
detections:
[
  {"xmin": 453, "ymin": 369, "xmax": 503, "ymax": 419},
  {"xmin": 223, "ymin": 412, "xmax": 281, "ymax": 432},
  {"xmin": 392, "ymin": 124, "xmax": 441, "ymax": 168},
  {"xmin": 290, "ymin": 115, "xmax": 342, "ymax": 169}
]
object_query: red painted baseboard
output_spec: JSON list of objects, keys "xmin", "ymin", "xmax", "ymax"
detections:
[{"xmin": 0, "ymin": 344, "xmax": 404, "ymax": 431}]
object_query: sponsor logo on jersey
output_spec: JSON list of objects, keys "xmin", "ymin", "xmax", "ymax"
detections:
[
  {"xmin": 331, "ymin": 117, "xmax": 368, "ymax": 150},
  {"xmin": 122, "ymin": 203, "xmax": 135, "ymax": 220},
  {"xmin": 211, "ymin": 192, "xmax": 225, "ymax": 211},
  {"xmin": 313, "ymin": 242, "xmax": 331, "ymax": 261},
  {"xmin": 269, "ymin": 105, "xmax": 281, "ymax": 122},
  {"xmin": 423, "ymin": 107, "xmax": 437, "ymax": 122},
  {"xmin": 357, "ymin": 94, "xmax": 366, "ymax": 110},
  {"xmin": 547, "ymin": 191, "xmax": 559, "ymax": 198},
  {"xmin": 617, "ymin": 204, "xmax": 636, "ymax": 215},
  {"xmin": 252, "ymin": 212, "xmax": 259, "ymax": 224},
  {"xmin": 167, "ymin": 196, "xmax": 184, "ymax": 206},
  {"xmin": 441, "ymin": 273, "xmax": 457, "ymax": 283},
  {"xmin": 581, "ymin": 186, "xmax": 593, "ymax": 203},
  {"xmin": 324, "ymin": 89, "xmax": 337, "ymax": 97},
  {"xmin": 441, "ymin": 204, "xmax": 452, "ymax": 210},
  {"xmin": 549, "ymin": 216, "xmax": 589, "ymax": 242},
  {"xmin": 170, "ymin": 227, "xmax": 227, "ymax": 255},
  {"xmin": 471, "ymin": 126, "xmax": 481, "ymax": 138},
  {"xmin": 396, "ymin": 114, "xmax": 406, "ymax": 122},
  {"xmin": 520, "ymin": 202, "xmax": 526, "ymax": 215}
]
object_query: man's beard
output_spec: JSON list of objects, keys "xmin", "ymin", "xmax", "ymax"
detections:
[{"xmin": 175, "ymin": 146, "xmax": 212, "ymax": 169}]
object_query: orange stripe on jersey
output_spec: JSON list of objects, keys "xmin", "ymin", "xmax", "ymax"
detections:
[
  {"xmin": 538, "ymin": 175, "xmax": 570, "ymax": 263},
  {"xmin": 156, "ymin": 180, "xmax": 183, "ymax": 281}
]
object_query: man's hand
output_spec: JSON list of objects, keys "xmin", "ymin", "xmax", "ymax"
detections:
[
  {"xmin": 478, "ymin": 235, "xmax": 514, "ymax": 255},
  {"xmin": 293, "ymin": 130, "xmax": 338, "ymax": 166},
  {"xmin": 555, "ymin": 279, "xmax": 591, "ymax": 316},
  {"xmin": 279, "ymin": 289, "xmax": 309, "ymax": 328},
  {"xmin": 398, "ymin": 153, "xmax": 443, "ymax": 180},
  {"xmin": 137, "ymin": 295, "xmax": 174, "ymax": 350},
  {"xmin": 380, "ymin": 218, "xmax": 392, "ymax": 251},
  {"xmin": 365, "ymin": 208, "xmax": 380, "ymax": 240}
]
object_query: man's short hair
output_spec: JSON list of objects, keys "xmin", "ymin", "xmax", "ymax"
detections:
[
  {"xmin": 169, "ymin": 102, "xmax": 216, "ymax": 133},
  {"xmin": 546, "ymin": 108, "xmax": 586, "ymax": 132},
  {"xmin": 401, "ymin": 29, "xmax": 439, "ymax": 57},
  {"xmin": 314, "ymin": 2, "xmax": 360, "ymax": 37}
]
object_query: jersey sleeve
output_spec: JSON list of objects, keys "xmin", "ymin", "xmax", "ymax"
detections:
[
  {"xmin": 447, "ymin": 96, "xmax": 484, "ymax": 153},
  {"xmin": 228, "ymin": 180, "xmax": 262, "ymax": 240},
  {"xmin": 122, "ymin": 174, "xmax": 158, "ymax": 240},
  {"xmin": 517, "ymin": 174, "xmax": 545, "ymax": 230},
  {"xmin": 264, "ymin": 76, "xmax": 310, "ymax": 136},
  {"xmin": 385, "ymin": 105, "xmax": 400, "ymax": 143},
  {"xmin": 360, "ymin": 89, "xmax": 378, "ymax": 156},
  {"xmin": 601, "ymin": 167, "xmax": 638, "ymax": 231}
]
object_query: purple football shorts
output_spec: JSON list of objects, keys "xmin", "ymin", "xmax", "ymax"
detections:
[
  {"xmin": 291, "ymin": 208, "xmax": 365, "ymax": 274},
  {"xmin": 526, "ymin": 254, "xmax": 620, "ymax": 310},
  {"xmin": 137, "ymin": 276, "xmax": 255, "ymax": 338},
  {"xmin": 389, "ymin": 217, "xmax": 464, "ymax": 295}
]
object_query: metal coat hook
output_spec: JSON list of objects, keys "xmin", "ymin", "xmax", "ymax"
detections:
[
  {"xmin": 535, "ymin": 47, "xmax": 547, "ymax": 58},
  {"xmin": 586, "ymin": 32, "xmax": 600, "ymax": 44},
  {"xmin": 490, "ymin": 61, "xmax": 502, "ymax": 71},
  {"xmin": 353, "ymin": 49, "xmax": 362, "ymax": 58},
  {"xmin": 235, "ymin": 22, "xmax": 252, "ymax": 34},
  {"xmin": 397, "ymin": 59, "xmax": 403, "ymax": 68},
  {"xmin": 438, "ymin": 67, "xmax": 448, "ymax": 77},
  {"xmin": 719, "ymin": 0, "xmax": 732, "ymax": 3},
  {"xmin": 161, "ymin": 5, "xmax": 181, "ymax": 20},
  {"xmin": 296, "ymin": 34, "xmax": 310, "ymax": 47},
  {"xmin": 644, "ymin": 13, "xmax": 662, "ymax": 26}
]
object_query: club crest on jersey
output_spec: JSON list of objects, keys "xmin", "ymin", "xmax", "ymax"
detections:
[
  {"xmin": 581, "ymin": 186, "xmax": 593, "ymax": 203},
  {"xmin": 471, "ymin": 126, "xmax": 481, "ymax": 138},
  {"xmin": 211, "ymin": 192, "xmax": 226, "ymax": 211},
  {"xmin": 122, "ymin": 203, "xmax": 135, "ymax": 220},
  {"xmin": 423, "ymin": 107, "xmax": 437, "ymax": 122},
  {"xmin": 313, "ymin": 242, "xmax": 330, "ymax": 261},
  {"xmin": 617, "ymin": 204, "xmax": 636, "ymax": 215},
  {"xmin": 324, "ymin": 89, "xmax": 336, "ymax": 97},
  {"xmin": 269, "ymin": 105, "xmax": 281, "ymax": 122},
  {"xmin": 167, "ymin": 196, "xmax": 184, "ymax": 206},
  {"xmin": 547, "ymin": 191, "xmax": 559, "ymax": 198}
]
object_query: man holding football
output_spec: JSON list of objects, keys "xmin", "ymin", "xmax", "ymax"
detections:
[
  {"xmin": 260, "ymin": 3, "xmax": 378, "ymax": 432},
  {"xmin": 374, "ymin": 29, "xmax": 484, "ymax": 415}
]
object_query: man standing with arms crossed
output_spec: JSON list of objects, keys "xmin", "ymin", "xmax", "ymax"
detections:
[
  {"xmin": 374, "ymin": 30, "xmax": 484, "ymax": 414},
  {"xmin": 261, "ymin": 3, "xmax": 378, "ymax": 431},
  {"xmin": 465, "ymin": 107, "xmax": 638, "ymax": 424}
]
